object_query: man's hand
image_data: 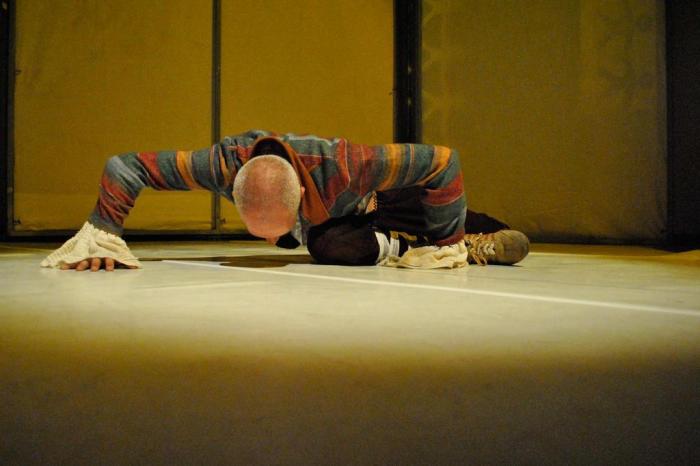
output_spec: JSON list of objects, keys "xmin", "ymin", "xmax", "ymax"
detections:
[{"xmin": 60, "ymin": 257, "xmax": 137, "ymax": 272}]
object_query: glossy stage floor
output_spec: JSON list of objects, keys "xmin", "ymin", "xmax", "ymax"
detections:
[{"xmin": 2, "ymin": 241, "xmax": 699, "ymax": 464}]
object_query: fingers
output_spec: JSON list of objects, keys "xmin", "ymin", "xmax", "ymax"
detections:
[
  {"xmin": 60, "ymin": 257, "xmax": 136, "ymax": 271},
  {"xmin": 90, "ymin": 257, "xmax": 101, "ymax": 271},
  {"xmin": 75, "ymin": 260, "xmax": 90, "ymax": 271}
]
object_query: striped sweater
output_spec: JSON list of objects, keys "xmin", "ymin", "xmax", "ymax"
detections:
[{"xmin": 88, "ymin": 129, "xmax": 466, "ymax": 246}]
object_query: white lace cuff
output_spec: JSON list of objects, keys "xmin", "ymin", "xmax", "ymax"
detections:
[
  {"xmin": 379, "ymin": 240, "xmax": 468, "ymax": 269},
  {"xmin": 40, "ymin": 222, "xmax": 142, "ymax": 269}
]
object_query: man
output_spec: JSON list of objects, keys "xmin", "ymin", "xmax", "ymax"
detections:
[{"xmin": 41, "ymin": 129, "xmax": 529, "ymax": 271}]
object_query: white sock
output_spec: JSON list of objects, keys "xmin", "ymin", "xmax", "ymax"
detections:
[{"xmin": 374, "ymin": 232, "xmax": 401, "ymax": 263}]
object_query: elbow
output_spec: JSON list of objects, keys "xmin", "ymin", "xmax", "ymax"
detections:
[{"xmin": 104, "ymin": 155, "xmax": 125, "ymax": 177}]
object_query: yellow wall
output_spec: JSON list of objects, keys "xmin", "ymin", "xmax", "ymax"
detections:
[
  {"xmin": 16, "ymin": 0, "xmax": 663, "ymax": 241},
  {"xmin": 14, "ymin": 0, "xmax": 213, "ymax": 231},
  {"xmin": 13, "ymin": 0, "xmax": 394, "ymax": 233},
  {"xmin": 219, "ymin": 0, "xmax": 394, "ymax": 231},
  {"xmin": 422, "ymin": 0, "xmax": 667, "ymax": 242}
]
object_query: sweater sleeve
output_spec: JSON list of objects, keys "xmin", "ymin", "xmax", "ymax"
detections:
[
  {"xmin": 353, "ymin": 143, "xmax": 466, "ymax": 246},
  {"xmin": 41, "ymin": 144, "xmax": 238, "ymax": 269},
  {"xmin": 87, "ymin": 142, "xmax": 243, "ymax": 235}
]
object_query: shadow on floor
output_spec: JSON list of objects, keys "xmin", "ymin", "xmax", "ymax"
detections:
[
  {"xmin": 3, "ymin": 332, "xmax": 699, "ymax": 465},
  {"xmin": 141, "ymin": 254, "xmax": 314, "ymax": 268}
]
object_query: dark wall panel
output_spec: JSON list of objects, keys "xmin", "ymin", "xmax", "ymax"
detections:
[{"xmin": 667, "ymin": 0, "xmax": 700, "ymax": 244}]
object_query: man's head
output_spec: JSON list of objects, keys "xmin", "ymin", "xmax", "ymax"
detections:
[{"xmin": 233, "ymin": 155, "xmax": 305, "ymax": 244}]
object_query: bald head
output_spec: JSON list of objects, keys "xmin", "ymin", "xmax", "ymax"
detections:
[{"xmin": 233, "ymin": 155, "xmax": 303, "ymax": 241}]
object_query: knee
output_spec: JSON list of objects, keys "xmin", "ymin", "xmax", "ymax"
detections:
[{"xmin": 307, "ymin": 217, "xmax": 379, "ymax": 266}]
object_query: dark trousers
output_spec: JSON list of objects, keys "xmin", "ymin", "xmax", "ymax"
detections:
[{"xmin": 306, "ymin": 204, "xmax": 509, "ymax": 266}]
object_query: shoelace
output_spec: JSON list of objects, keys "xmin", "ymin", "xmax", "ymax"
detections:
[{"xmin": 465, "ymin": 233, "xmax": 496, "ymax": 265}]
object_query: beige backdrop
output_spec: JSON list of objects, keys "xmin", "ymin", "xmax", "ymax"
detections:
[
  {"xmin": 422, "ymin": 0, "xmax": 667, "ymax": 242},
  {"xmin": 13, "ymin": 0, "xmax": 666, "ymax": 241},
  {"xmin": 12, "ymin": 0, "xmax": 394, "ymax": 232},
  {"xmin": 13, "ymin": 0, "xmax": 213, "ymax": 231},
  {"xmin": 219, "ymin": 0, "xmax": 394, "ymax": 231}
]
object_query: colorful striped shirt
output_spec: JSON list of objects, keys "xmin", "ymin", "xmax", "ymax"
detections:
[{"xmin": 88, "ymin": 129, "xmax": 466, "ymax": 246}]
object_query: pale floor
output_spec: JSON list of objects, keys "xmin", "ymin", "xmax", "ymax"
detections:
[{"xmin": 1, "ymin": 241, "xmax": 699, "ymax": 464}]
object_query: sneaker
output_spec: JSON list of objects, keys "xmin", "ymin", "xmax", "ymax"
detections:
[{"xmin": 464, "ymin": 230, "xmax": 530, "ymax": 265}]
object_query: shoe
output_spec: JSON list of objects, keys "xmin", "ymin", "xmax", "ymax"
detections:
[{"xmin": 464, "ymin": 230, "xmax": 530, "ymax": 265}]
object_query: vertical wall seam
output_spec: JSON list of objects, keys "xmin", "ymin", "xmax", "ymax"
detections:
[
  {"xmin": 211, "ymin": 0, "xmax": 221, "ymax": 232},
  {"xmin": 1, "ymin": 0, "xmax": 16, "ymax": 239},
  {"xmin": 664, "ymin": 0, "xmax": 674, "ymax": 245},
  {"xmin": 393, "ymin": 0, "xmax": 421, "ymax": 143}
]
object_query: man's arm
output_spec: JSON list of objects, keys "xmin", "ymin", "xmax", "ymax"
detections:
[
  {"xmin": 46, "ymin": 145, "xmax": 238, "ymax": 271},
  {"xmin": 87, "ymin": 144, "xmax": 239, "ymax": 235},
  {"xmin": 43, "ymin": 131, "xmax": 269, "ymax": 270},
  {"xmin": 87, "ymin": 129, "xmax": 276, "ymax": 235}
]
